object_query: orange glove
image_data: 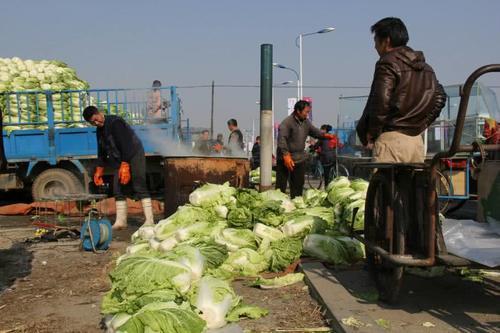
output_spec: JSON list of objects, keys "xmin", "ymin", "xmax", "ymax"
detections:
[
  {"xmin": 213, "ymin": 143, "xmax": 223, "ymax": 152},
  {"xmin": 283, "ymin": 153, "xmax": 295, "ymax": 172},
  {"xmin": 94, "ymin": 167, "xmax": 105, "ymax": 186},
  {"xmin": 118, "ymin": 162, "xmax": 131, "ymax": 185}
]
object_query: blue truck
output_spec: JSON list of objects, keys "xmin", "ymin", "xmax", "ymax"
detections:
[{"xmin": 0, "ymin": 86, "xmax": 190, "ymax": 200}]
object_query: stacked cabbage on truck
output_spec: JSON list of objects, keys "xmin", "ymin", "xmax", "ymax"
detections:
[{"xmin": 0, "ymin": 57, "xmax": 185, "ymax": 199}]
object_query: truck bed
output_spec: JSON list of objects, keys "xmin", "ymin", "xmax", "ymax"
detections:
[{"xmin": 3, "ymin": 123, "xmax": 178, "ymax": 162}]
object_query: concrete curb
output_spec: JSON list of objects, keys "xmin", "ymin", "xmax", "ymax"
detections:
[{"xmin": 300, "ymin": 262, "xmax": 385, "ymax": 333}]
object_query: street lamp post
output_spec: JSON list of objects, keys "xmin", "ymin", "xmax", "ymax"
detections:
[
  {"xmin": 273, "ymin": 62, "xmax": 300, "ymax": 100},
  {"xmin": 296, "ymin": 27, "xmax": 335, "ymax": 99}
]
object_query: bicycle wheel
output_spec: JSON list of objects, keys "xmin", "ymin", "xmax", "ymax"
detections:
[
  {"xmin": 436, "ymin": 169, "xmax": 451, "ymax": 214},
  {"xmin": 438, "ymin": 169, "xmax": 468, "ymax": 214},
  {"xmin": 306, "ymin": 162, "xmax": 323, "ymax": 189},
  {"xmin": 329, "ymin": 163, "xmax": 349, "ymax": 180}
]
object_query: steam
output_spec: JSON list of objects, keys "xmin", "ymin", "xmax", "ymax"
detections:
[{"xmin": 140, "ymin": 124, "xmax": 248, "ymax": 158}]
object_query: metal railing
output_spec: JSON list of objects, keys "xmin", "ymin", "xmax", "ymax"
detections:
[{"xmin": 1, "ymin": 86, "xmax": 180, "ymax": 129}]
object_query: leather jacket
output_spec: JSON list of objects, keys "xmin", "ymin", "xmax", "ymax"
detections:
[{"xmin": 356, "ymin": 46, "xmax": 447, "ymax": 145}]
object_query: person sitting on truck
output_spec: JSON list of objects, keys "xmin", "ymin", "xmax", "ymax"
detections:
[
  {"xmin": 83, "ymin": 106, "xmax": 154, "ymax": 229},
  {"xmin": 147, "ymin": 80, "xmax": 168, "ymax": 122},
  {"xmin": 356, "ymin": 17, "xmax": 447, "ymax": 163}
]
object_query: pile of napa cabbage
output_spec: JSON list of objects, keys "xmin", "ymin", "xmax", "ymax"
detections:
[{"xmin": 103, "ymin": 178, "xmax": 367, "ymax": 332}]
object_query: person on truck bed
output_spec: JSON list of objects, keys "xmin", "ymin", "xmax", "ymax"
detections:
[
  {"xmin": 276, "ymin": 100, "xmax": 337, "ymax": 198},
  {"xmin": 356, "ymin": 17, "xmax": 447, "ymax": 163},
  {"xmin": 147, "ymin": 80, "xmax": 168, "ymax": 122},
  {"xmin": 83, "ymin": 106, "xmax": 154, "ymax": 229}
]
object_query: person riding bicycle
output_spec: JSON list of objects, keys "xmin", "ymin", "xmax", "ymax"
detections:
[{"xmin": 313, "ymin": 124, "xmax": 340, "ymax": 186}]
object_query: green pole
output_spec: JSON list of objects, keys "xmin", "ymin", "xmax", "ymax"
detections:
[{"xmin": 260, "ymin": 44, "xmax": 273, "ymax": 191}]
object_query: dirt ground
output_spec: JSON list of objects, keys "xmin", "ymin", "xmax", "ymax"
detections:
[
  {"xmin": 231, "ymin": 279, "xmax": 326, "ymax": 332},
  {"xmin": 2, "ymin": 200, "xmax": 496, "ymax": 333},
  {"xmin": 0, "ymin": 215, "xmax": 327, "ymax": 333}
]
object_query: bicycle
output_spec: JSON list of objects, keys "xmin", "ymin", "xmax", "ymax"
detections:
[{"xmin": 305, "ymin": 153, "xmax": 349, "ymax": 189}]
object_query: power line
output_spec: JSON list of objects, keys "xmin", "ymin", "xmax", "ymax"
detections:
[
  {"xmin": 177, "ymin": 84, "xmax": 371, "ymax": 89},
  {"xmin": 176, "ymin": 84, "xmax": 500, "ymax": 89}
]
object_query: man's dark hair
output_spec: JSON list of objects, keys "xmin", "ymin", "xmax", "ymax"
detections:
[
  {"xmin": 227, "ymin": 119, "xmax": 238, "ymax": 127},
  {"xmin": 255, "ymin": 136, "xmax": 260, "ymax": 141},
  {"xmin": 320, "ymin": 124, "xmax": 332, "ymax": 132},
  {"xmin": 371, "ymin": 17, "xmax": 409, "ymax": 47},
  {"xmin": 294, "ymin": 100, "xmax": 311, "ymax": 112},
  {"xmin": 201, "ymin": 129, "xmax": 209, "ymax": 135},
  {"xmin": 152, "ymin": 80, "xmax": 162, "ymax": 88},
  {"xmin": 83, "ymin": 106, "xmax": 99, "ymax": 122}
]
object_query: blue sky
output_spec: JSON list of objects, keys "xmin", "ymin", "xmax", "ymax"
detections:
[{"xmin": 1, "ymin": 0, "xmax": 499, "ymax": 137}]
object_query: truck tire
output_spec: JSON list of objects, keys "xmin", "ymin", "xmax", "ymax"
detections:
[{"xmin": 32, "ymin": 168, "xmax": 84, "ymax": 201}]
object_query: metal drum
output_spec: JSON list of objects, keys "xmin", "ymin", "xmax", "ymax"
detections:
[{"xmin": 163, "ymin": 156, "xmax": 250, "ymax": 217}]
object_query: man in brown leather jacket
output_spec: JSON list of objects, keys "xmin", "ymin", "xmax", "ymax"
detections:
[{"xmin": 356, "ymin": 17, "xmax": 447, "ymax": 163}]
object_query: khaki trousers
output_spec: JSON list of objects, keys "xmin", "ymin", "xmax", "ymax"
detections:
[{"xmin": 373, "ymin": 131, "xmax": 424, "ymax": 163}]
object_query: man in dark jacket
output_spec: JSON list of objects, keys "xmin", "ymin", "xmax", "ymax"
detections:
[
  {"xmin": 356, "ymin": 17, "xmax": 447, "ymax": 163},
  {"xmin": 251, "ymin": 136, "xmax": 261, "ymax": 170},
  {"xmin": 227, "ymin": 119, "xmax": 244, "ymax": 155},
  {"xmin": 277, "ymin": 100, "xmax": 337, "ymax": 198},
  {"xmin": 83, "ymin": 106, "xmax": 154, "ymax": 229},
  {"xmin": 193, "ymin": 130, "xmax": 212, "ymax": 155}
]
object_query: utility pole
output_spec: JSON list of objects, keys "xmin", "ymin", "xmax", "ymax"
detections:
[
  {"xmin": 260, "ymin": 44, "xmax": 273, "ymax": 191},
  {"xmin": 210, "ymin": 80, "xmax": 215, "ymax": 139}
]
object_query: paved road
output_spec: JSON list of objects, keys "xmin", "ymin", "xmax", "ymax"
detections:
[{"xmin": 304, "ymin": 262, "xmax": 500, "ymax": 333}]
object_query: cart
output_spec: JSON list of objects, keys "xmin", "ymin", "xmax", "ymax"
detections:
[{"xmin": 352, "ymin": 64, "xmax": 500, "ymax": 303}]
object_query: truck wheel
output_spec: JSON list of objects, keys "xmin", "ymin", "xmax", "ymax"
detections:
[{"xmin": 32, "ymin": 168, "xmax": 84, "ymax": 201}]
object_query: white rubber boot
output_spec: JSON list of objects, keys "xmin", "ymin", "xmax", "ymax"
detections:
[
  {"xmin": 141, "ymin": 198, "xmax": 155, "ymax": 225},
  {"xmin": 112, "ymin": 200, "xmax": 128, "ymax": 230}
]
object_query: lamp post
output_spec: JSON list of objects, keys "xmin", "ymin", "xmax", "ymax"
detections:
[
  {"xmin": 273, "ymin": 63, "xmax": 300, "ymax": 100},
  {"xmin": 296, "ymin": 27, "xmax": 335, "ymax": 99}
]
